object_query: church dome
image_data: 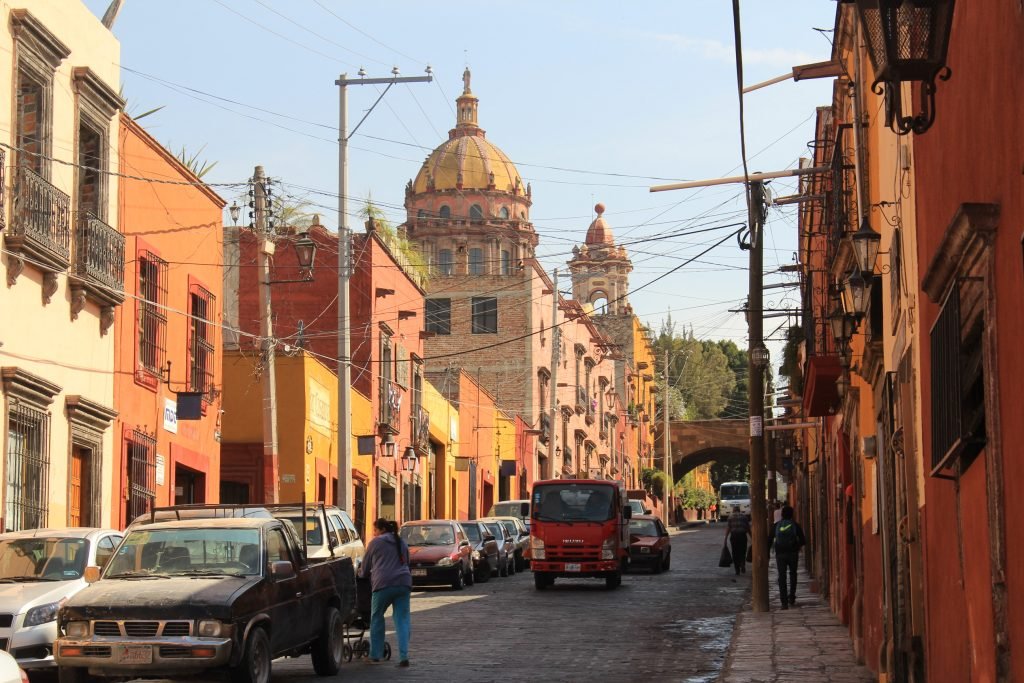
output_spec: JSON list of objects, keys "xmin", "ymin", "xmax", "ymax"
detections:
[
  {"xmin": 412, "ymin": 69, "xmax": 523, "ymax": 195},
  {"xmin": 585, "ymin": 203, "xmax": 614, "ymax": 245}
]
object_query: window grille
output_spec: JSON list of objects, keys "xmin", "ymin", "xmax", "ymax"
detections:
[
  {"xmin": 126, "ymin": 429, "xmax": 157, "ymax": 526},
  {"xmin": 425, "ymin": 299, "xmax": 451, "ymax": 335},
  {"xmin": 5, "ymin": 403, "xmax": 49, "ymax": 531},
  {"xmin": 471, "ymin": 297, "xmax": 497, "ymax": 334},
  {"xmin": 188, "ymin": 285, "xmax": 216, "ymax": 399},
  {"xmin": 137, "ymin": 252, "xmax": 168, "ymax": 378}
]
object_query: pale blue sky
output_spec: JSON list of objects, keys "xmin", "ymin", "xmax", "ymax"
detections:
[{"xmin": 86, "ymin": 0, "xmax": 838, "ymax": 371}]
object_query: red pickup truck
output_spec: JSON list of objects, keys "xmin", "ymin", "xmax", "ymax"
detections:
[{"xmin": 528, "ymin": 479, "xmax": 632, "ymax": 590}]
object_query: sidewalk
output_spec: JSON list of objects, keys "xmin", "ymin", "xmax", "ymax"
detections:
[{"xmin": 718, "ymin": 563, "xmax": 876, "ymax": 683}]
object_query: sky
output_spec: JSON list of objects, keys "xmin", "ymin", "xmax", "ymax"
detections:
[{"xmin": 84, "ymin": 0, "xmax": 839, "ymax": 377}]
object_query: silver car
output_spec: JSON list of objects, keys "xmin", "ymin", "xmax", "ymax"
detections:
[{"xmin": 0, "ymin": 527, "xmax": 122, "ymax": 670}]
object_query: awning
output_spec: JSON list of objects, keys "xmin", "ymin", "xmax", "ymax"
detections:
[{"xmin": 803, "ymin": 355, "xmax": 842, "ymax": 417}]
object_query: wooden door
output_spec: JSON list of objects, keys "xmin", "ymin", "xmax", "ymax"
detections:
[{"xmin": 70, "ymin": 447, "xmax": 92, "ymax": 527}]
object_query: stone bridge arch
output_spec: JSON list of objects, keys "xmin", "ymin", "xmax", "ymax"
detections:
[{"xmin": 657, "ymin": 418, "xmax": 750, "ymax": 481}]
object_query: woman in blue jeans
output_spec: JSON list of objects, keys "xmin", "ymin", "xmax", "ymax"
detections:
[{"xmin": 359, "ymin": 518, "xmax": 412, "ymax": 666}]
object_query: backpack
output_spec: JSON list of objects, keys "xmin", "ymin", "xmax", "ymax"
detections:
[{"xmin": 775, "ymin": 520, "xmax": 799, "ymax": 552}]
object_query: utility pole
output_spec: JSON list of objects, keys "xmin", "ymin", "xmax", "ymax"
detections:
[
  {"xmin": 335, "ymin": 68, "xmax": 432, "ymax": 514},
  {"xmin": 746, "ymin": 179, "xmax": 770, "ymax": 613},
  {"xmin": 662, "ymin": 346, "xmax": 671, "ymax": 528},
  {"xmin": 547, "ymin": 268, "xmax": 559, "ymax": 480},
  {"xmin": 254, "ymin": 165, "xmax": 280, "ymax": 504}
]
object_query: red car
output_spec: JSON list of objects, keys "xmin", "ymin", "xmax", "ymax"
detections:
[
  {"xmin": 627, "ymin": 515, "xmax": 672, "ymax": 573},
  {"xmin": 400, "ymin": 520, "xmax": 474, "ymax": 590}
]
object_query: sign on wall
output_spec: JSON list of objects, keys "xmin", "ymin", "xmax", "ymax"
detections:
[
  {"xmin": 308, "ymin": 379, "xmax": 331, "ymax": 435},
  {"xmin": 163, "ymin": 398, "xmax": 178, "ymax": 434}
]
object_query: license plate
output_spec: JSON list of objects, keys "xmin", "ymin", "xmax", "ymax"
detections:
[
  {"xmin": 115, "ymin": 645, "xmax": 152, "ymax": 664},
  {"xmin": 640, "ymin": 547, "xmax": 650, "ymax": 554},
  {"xmin": 564, "ymin": 563, "xmax": 581, "ymax": 572},
  {"xmin": 411, "ymin": 569, "xmax": 427, "ymax": 577}
]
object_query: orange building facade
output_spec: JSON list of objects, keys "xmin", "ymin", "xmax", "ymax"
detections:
[{"xmin": 113, "ymin": 115, "xmax": 225, "ymax": 527}]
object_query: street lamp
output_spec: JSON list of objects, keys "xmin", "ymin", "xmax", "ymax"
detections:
[
  {"xmin": 401, "ymin": 446, "xmax": 418, "ymax": 472},
  {"xmin": 750, "ymin": 344, "xmax": 770, "ymax": 369},
  {"xmin": 267, "ymin": 232, "xmax": 319, "ymax": 284},
  {"xmin": 850, "ymin": 215, "xmax": 881, "ymax": 274},
  {"xmin": 380, "ymin": 433, "xmax": 396, "ymax": 459},
  {"xmin": 229, "ymin": 201, "xmax": 240, "ymax": 225},
  {"xmin": 842, "ymin": 268, "xmax": 870, "ymax": 318},
  {"xmin": 828, "ymin": 304, "xmax": 855, "ymax": 347},
  {"xmin": 853, "ymin": 0, "xmax": 956, "ymax": 135}
]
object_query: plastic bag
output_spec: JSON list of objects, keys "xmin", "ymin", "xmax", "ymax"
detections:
[{"xmin": 719, "ymin": 543, "xmax": 733, "ymax": 568}]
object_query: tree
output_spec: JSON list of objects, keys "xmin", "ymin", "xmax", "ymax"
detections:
[
  {"xmin": 641, "ymin": 468, "xmax": 666, "ymax": 500},
  {"xmin": 652, "ymin": 318, "xmax": 737, "ymax": 420},
  {"xmin": 710, "ymin": 461, "xmax": 750, "ymax": 492},
  {"xmin": 778, "ymin": 325, "xmax": 804, "ymax": 396},
  {"xmin": 717, "ymin": 339, "xmax": 749, "ymax": 419},
  {"xmin": 360, "ymin": 200, "xmax": 428, "ymax": 284}
]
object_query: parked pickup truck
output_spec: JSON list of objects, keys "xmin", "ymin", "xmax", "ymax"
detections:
[{"xmin": 55, "ymin": 516, "xmax": 355, "ymax": 683}]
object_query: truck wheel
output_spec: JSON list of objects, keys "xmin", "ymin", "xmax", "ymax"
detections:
[
  {"xmin": 605, "ymin": 572, "xmax": 621, "ymax": 589},
  {"xmin": 231, "ymin": 627, "xmax": 271, "ymax": 683},
  {"xmin": 59, "ymin": 667, "xmax": 92, "ymax": 683},
  {"xmin": 311, "ymin": 607, "xmax": 344, "ymax": 676}
]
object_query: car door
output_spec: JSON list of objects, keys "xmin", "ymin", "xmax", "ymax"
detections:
[
  {"xmin": 94, "ymin": 535, "xmax": 122, "ymax": 570},
  {"xmin": 265, "ymin": 528, "xmax": 307, "ymax": 652}
]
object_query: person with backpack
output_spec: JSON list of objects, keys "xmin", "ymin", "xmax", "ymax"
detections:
[
  {"xmin": 769, "ymin": 505, "xmax": 806, "ymax": 609},
  {"xmin": 359, "ymin": 518, "xmax": 413, "ymax": 666},
  {"xmin": 724, "ymin": 505, "xmax": 751, "ymax": 576}
]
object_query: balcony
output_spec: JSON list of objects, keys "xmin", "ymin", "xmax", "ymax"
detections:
[
  {"xmin": 69, "ymin": 212, "xmax": 125, "ymax": 331},
  {"xmin": 6, "ymin": 165, "xmax": 71, "ymax": 295},
  {"xmin": 413, "ymin": 406, "xmax": 430, "ymax": 451},
  {"xmin": 539, "ymin": 413, "xmax": 551, "ymax": 445},
  {"xmin": 379, "ymin": 381, "xmax": 402, "ymax": 435},
  {"xmin": 575, "ymin": 386, "xmax": 587, "ymax": 413}
]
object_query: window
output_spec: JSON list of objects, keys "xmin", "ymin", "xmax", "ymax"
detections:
[
  {"xmin": 417, "ymin": 209, "xmax": 426, "ymax": 218},
  {"xmin": 437, "ymin": 249, "xmax": 454, "ymax": 276},
  {"xmin": 469, "ymin": 248, "xmax": 485, "ymax": 275},
  {"xmin": 95, "ymin": 535, "xmax": 119, "ymax": 569},
  {"xmin": 500, "ymin": 207, "xmax": 510, "ymax": 220},
  {"xmin": 188, "ymin": 284, "xmax": 216, "ymax": 399},
  {"xmin": 125, "ymin": 428, "xmax": 156, "ymax": 528},
  {"xmin": 379, "ymin": 329, "xmax": 397, "ymax": 431},
  {"xmin": 470, "ymin": 204, "xmax": 483, "ymax": 220},
  {"xmin": 5, "ymin": 402, "xmax": 50, "ymax": 532},
  {"xmin": 471, "ymin": 297, "xmax": 498, "ymax": 334},
  {"xmin": 439, "ymin": 205, "xmax": 451, "ymax": 219},
  {"xmin": 267, "ymin": 529, "xmax": 291, "ymax": 564},
  {"xmin": 354, "ymin": 479, "xmax": 367, "ymax": 541},
  {"xmin": 501, "ymin": 250, "xmax": 511, "ymax": 275},
  {"xmin": 16, "ymin": 67, "xmax": 48, "ymax": 176},
  {"xmin": 425, "ymin": 298, "xmax": 451, "ymax": 335},
  {"xmin": 137, "ymin": 252, "xmax": 168, "ymax": 379}
]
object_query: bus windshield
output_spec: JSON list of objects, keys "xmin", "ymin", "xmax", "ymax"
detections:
[
  {"xmin": 533, "ymin": 484, "xmax": 616, "ymax": 522},
  {"xmin": 720, "ymin": 484, "xmax": 750, "ymax": 500}
]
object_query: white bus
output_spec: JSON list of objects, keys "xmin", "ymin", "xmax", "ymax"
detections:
[{"xmin": 718, "ymin": 481, "xmax": 751, "ymax": 520}]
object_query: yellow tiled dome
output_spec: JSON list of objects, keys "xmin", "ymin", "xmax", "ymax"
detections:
[{"xmin": 412, "ymin": 68, "xmax": 523, "ymax": 195}]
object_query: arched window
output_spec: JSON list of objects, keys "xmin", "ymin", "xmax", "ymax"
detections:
[
  {"xmin": 499, "ymin": 207, "xmax": 510, "ymax": 220},
  {"xmin": 439, "ymin": 205, "xmax": 451, "ymax": 219},
  {"xmin": 470, "ymin": 204, "xmax": 483, "ymax": 220},
  {"xmin": 438, "ymin": 249, "xmax": 454, "ymax": 276}
]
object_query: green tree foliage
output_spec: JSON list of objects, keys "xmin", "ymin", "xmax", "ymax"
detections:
[
  {"xmin": 716, "ymin": 339, "xmax": 749, "ymax": 418},
  {"xmin": 778, "ymin": 325, "xmax": 804, "ymax": 396},
  {"xmin": 641, "ymin": 468, "xmax": 666, "ymax": 499},
  {"xmin": 710, "ymin": 461, "xmax": 750, "ymax": 491},
  {"xmin": 360, "ymin": 200, "xmax": 429, "ymax": 286},
  {"xmin": 652, "ymin": 316, "xmax": 737, "ymax": 420}
]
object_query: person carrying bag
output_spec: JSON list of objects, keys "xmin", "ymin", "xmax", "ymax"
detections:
[{"xmin": 719, "ymin": 538, "xmax": 733, "ymax": 568}]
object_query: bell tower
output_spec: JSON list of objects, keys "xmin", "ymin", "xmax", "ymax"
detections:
[{"xmin": 569, "ymin": 203, "xmax": 632, "ymax": 315}]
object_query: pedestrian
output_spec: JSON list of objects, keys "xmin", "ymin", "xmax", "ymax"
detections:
[
  {"xmin": 724, "ymin": 505, "xmax": 750, "ymax": 576},
  {"xmin": 358, "ymin": 518, "xmax": 412, "ymax": 666},
  {"xmin": 769, "ymin": 505, "xmax": 806, "ymax": 609},
  {"xmin": 772, "ymin": 501, "xmax": 783, "ymax": 524}
]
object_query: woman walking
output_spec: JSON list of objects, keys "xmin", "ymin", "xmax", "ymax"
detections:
[
  {"xmin": 724, "ymin": 506, "xmax": 751, "ymax": 576},
  {"xmin": 359, "ymin": 518, "xmax": 412, "ymax": 667}
]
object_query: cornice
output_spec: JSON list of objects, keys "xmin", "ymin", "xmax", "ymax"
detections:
[
  {"xmin": 1, "ymin": 366, "xmax": 61, "ymax": 406},
  {"xmin": 922, "ymin": 203, "xmax": 1000, "ymax": 303},
  {"xmin": 65, "ymin": 395, "xmax": 118, "ymax": 432},
  {"xmin": 10, "ymin": 9, "xmax": 70, "ymax": 69}
]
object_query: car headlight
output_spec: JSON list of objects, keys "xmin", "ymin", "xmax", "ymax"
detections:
[
  {"xmin": 436, "ymin": 557, "xmax": 454, "ymax": 567},
  {"xmin": 198, "ymin": 620, "xmax": 224, "ymax": 638},
  {"xmin": 64, "ymin": 621, "xmax": 89, "ymax": 638},
  {"xmin": 471, "ymin": 550, "xmax": 481, "ymax": 561},
  {"xmin": 601, "ymin": 537, "xmax": 615, "ymax": 560},
  {"xmin": 25, "ymin": 600, "xmax": 62, "ymax": 626},
  {"xmin": 530, "ymin": 537, "xmax": 545, "ymax": 560}
]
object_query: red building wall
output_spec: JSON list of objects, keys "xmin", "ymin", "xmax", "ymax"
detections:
[{"xmin": 913, "ymin": 2, "xmax": 1024, "ymax": 680}]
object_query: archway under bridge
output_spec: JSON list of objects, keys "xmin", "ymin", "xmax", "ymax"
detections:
[{"xmin": 656, "ymin": 418, "xmax": 751, "ymax": 481}]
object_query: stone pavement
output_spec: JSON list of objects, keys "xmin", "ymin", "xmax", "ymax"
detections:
[{"xmin": 718, "ymin": 562, "xmax": 876, "ymax": 683}]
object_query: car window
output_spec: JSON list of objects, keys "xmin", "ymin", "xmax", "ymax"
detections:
[
  {"xmin": 461, "ymin": 524, "xmax": 481, "ymax": 542},
  {"xmin": 340, "ymin": 511, "xmax": 360, "ymax": 541},
  {"xmin": 96, "ymin": 536, "xmax": 119, "ymax": 569},
  {"xmin": 329, "ymin": 514, "xmax": 350, "ymax": 544},
  {"xmin": 499, "ymin": 520, "xmax": 517, "ymax": 538},
  {"xmin": 629, "ymin": 519, "xmax": 659, "ymax": 536},
  {"xmin": 267, "ymin": 529, "xmax": 292, "ymax": 563}
]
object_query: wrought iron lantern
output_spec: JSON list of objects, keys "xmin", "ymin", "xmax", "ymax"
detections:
[
  {"xmin": 853, "ymin": 0, "xmax": 956, "ymax": 135},
  {"xmin": 401, "ymin": 446, "xmax": 418, "ymax": 472},
  {"xmin": 828, "ymin": 305, "xmax": 856, "ymax": 346},
  {"xmin": 379, "ymin": 432, "xmax": 396, "ymax": 458},
  {"xmin": 293, "ymin": 232, "xmax": 317, "ymax": 272},
  {"xmin": 750, "ymin": 344, "xmax": 770, "ymax": 369},
  {"xmin": 229, "ymin": 201, "xmax": 241, "ymax": 225},
  {"xmin": 842, "ymin": 267, "xmax": 870, "ymax": 318},
  {"xmin": 851, "ymin": 215, "xmax": 881, "ymax": 274}
]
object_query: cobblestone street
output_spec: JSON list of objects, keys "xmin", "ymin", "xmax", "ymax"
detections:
[{"xmin": 273, "ymin": 525, "xmax": 746, "ymax": 682}]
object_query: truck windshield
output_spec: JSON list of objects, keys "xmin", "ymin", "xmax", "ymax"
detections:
[
  {"xmin": 720, "ymin": 484, "xmax": 750, "ymax": 500},
  {"xmin": 533, "ymin": 484, "xmax": 615, "ymax": 522},
  {"xmin": 0, "ymin": 537, "xmax": 89, "ymax": 581},
  {"xmin": 106, "ymin": 528, "xmax": 261, "ymax": 577}
]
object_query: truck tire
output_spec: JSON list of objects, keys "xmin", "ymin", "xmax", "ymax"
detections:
[
  {"xmin": 311, "ymin": 607, "xmax": 344, "ymax": 676},
  {"xmin": 605, "ymin": 572, "xmax": 621, "ymax": 589},
  {"xmin": 231, "ymin": 627, "xmax": 271, "ymax": 683},
  {"xmin": 59, "ymin": 667, "xmax": 92, "ymax": 683}
]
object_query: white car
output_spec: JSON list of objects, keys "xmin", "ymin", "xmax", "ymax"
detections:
[
  {"xmin": 0, "ymin": 651, "xmax": 27, "ymax": 683},
  {"xmin": 274, "ymin": 505, "xmax": 365, "ymax": 564},
  {"xmin": 0, "ymin": 528, "xmax": 122, "ymax": 670}
]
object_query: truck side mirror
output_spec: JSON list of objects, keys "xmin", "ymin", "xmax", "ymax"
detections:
[
  {"xmin": 270, "ymin": 560, "xmax": 295, "ymax": 580},
  {"xmin": 83, "ymin": 566, "xmax": 101, "ymax": 584},
  {"xmin": 520, "ymin": 502, "xmax": 530, "ymax": 518},
  {"xmin": 622, "ymin": 505, "xmax": 633, "ymax": 520}
]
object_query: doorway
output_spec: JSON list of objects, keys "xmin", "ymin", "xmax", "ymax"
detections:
[
  {"xmin": 174, "ymin": 464, "xmax": 205, "ymax": 505},
  {"xmin": 69, "ymin": 445, "xmax": 93, "ymax": 527}
]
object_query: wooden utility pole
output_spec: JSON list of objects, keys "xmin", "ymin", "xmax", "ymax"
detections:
[
  {"xmin": 662, "ymin": 346, "xmax": 671, "ymax": 527},
  {"xmin": 254, "ymin": 165, "xmax": 280, "ymax": 503}
]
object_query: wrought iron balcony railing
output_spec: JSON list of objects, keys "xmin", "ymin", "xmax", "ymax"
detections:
[
  {"xmin": 413, "ymin": 406, "xmax": 429, "ymax": 450},
  {"xmin": 7, "ymin": 165, "xmax": 71, "ymax": 278},
  {"xmin": 74, "ymin": 212, "xmax": 125, "ymax": 299}
]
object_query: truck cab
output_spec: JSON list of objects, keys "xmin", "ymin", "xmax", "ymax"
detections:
[{"xmin": 528, "ymin": 479, "xmax": 632, "ymax": 590}]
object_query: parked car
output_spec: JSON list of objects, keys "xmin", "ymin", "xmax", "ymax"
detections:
[
  {"xmin": 627, "ymin": 515, "xmax": 672, "ymax": 573},
  {"xmin": 486, "ymin": 500, "xmax": 530, "ymax": 532},
  {"xmin": 627, "ymin": 499, "xmax": 649, "ymax": 517},
  {"xmin": 483, "ymin": 516, "xmax": 530, "ymax": 571},
  {"xmin": 56, "ymin": 516, "xmax": 356, "ymax": 683},
  {"xmin": 399, "ymin": 521, "xmax": 473, "ymax": 590},
  {"xmin": 479, "ymin": 521, "xmax": 515, "ymax": 577},
  {"xmin": 457, "ymin": 521, "xmax": 499, "ymax": 583},
  {"xmin": 273, "ymin": 505, "xmax": 365, "ymax": 564},
  {"xmin": 0, "ymin": 527, "xmax": 122, "ymax": 671}
]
